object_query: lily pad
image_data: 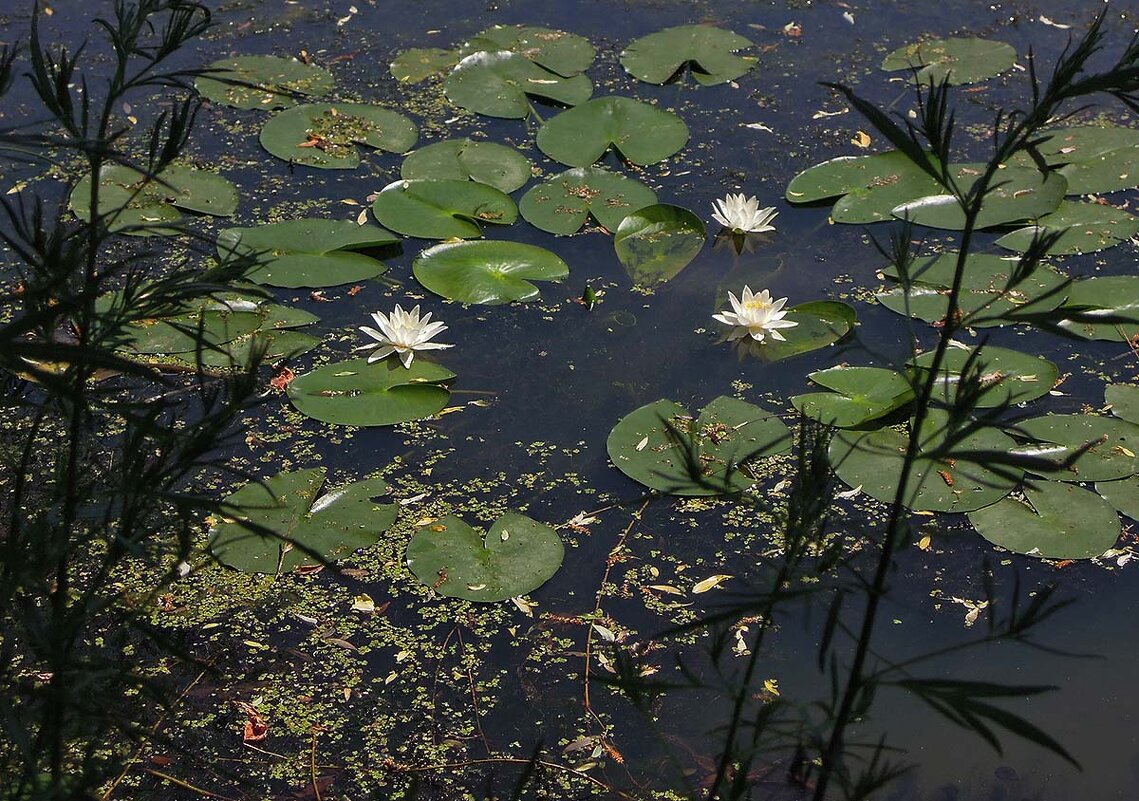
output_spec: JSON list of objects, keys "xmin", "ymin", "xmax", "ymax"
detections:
[
  {"xmin": 1024, "ymin": 125, "xmax": 1139, "ymax": 166},
  {"xmin": 401, "ymin": 139, "xmax": 532, "ymax": 193},
  {"xmin": 390, "ymin": 47, "xmax": 459, "ymax": 83},
  {"xmin": 830, "ymin": 410, "xmax": 1020, "ymax": 513},
  {"xmin": 734, "ymin": 301, "xmax": 857, "ymax": 363},
  {"xmin": 1052, "ymin": 276, "xmax": 1139, "ymax": 341},
  {"xmin": 1105, "ymin": 384, "xmax": 1139, "ymax": 426},
  {"xmin": 217, "ymin": 219, "xmax": 398, "ymax": 288},
  {"xmin": 463, "ymin": 25, "xmax": 595, "ymax": 77},
  {"xmin": 287, "ymin": 357, "xmax": 455, "ymax": 426},
  {"xmin": 893, "ymin": 167, "xmax": 1067, "ymax": 230},
  {"xmin": 996, "ymin": 200, "xmax": 1139, "ymax": 255},
  {"xmin": 785, "ymin": 150, "xmax": 944, "ymax": 224},
  {"xmin": 372, "ymin": 179, "xmax": 518, "ymax": 240},
  {"xmin": 607, "ymin": 396, "xmax": 791, "ymax": 496},
  {"xmin": 444, "ymin": 51, "xmax": 592, "ymax": 119},
  {"xmin": 71, "ymin": 164, "xmax": 237, "ymax": 234},
  {"xmin": 791, "ymin": 366, "xmax": 915, "ymax": 428},
  {"xmin": 406, "ymin": 512, "xmax": 564, "ymax": 602},
  {"xmin": 968, "ymin": 480, "xmax": 1120, "ymax": 560},
  {"xmin": 413, "ymin": 240, "xmax": 569, "ymax": 305},
  {"xmin": 881, "ymin": 37, "xmax": 1016, "ymax": 86},
  {"xmin": 620, "ymin": 25, "xmax": 756, "ymax": 86},
  {"xmin": 260, "ymin": 103, "xmax": 417, "ymax": 169},
  {"xmin": 1014, "ymin": 414, "xmax": 1139, "ymax": 482},
  {"xmin": 1057, "ymin": 145, "xmax": 1139, "ymax": 195},
  {"xmin": 614, "ymin": 204, "xmax": 706, "ymax": 286},
  {"xmin": 520, "ymin": 166, "xmax": 656, "ymax": 235},
  {"xmin": 195, "ymin": 55, "xmax": 333, "ymax": 110},
  {"xmin": 1095, "ymin": 476, "xmax": 1139, "ymax": 521},
  {"xmin": 209, "ymin": 468, "xmax": 396, "ymax": 573},
  {"xmin": 909, "ymin": 345, "xmax": 1058, "ymax": 408},
  {"xmin": 536, "ymin": 97, "xmax": 689, "ymax": 167},
  {"xmin": 877, "ymin": 252, "xmax": 1068, "ymax": 327}
]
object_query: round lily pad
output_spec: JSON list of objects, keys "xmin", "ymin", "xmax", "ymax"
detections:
[
  {"xmin": 209, "ymin": 468, "xmax": 396, "ymax": 573},
  {"xmin": 462, "ymin": 25, "xmax": 595, "ymax": 77},
  {"xmin": 390, "ymin": 47, "xmax": 458, "ymax": 83},
  {"xmin": 1053, "ymin": 276, "xmax": 1139, "ymax": 341},
  {"xmin": 909, "ymin": 345, "xmax": 1058, "ymax": 408},
  {"xmin": 520, "ymin": 166, "xmax": 656, "ymax": 235},
  {"xmin": 1014, "ymin": 414, "xmax": 1139, "ymax": 482},
  {"xmin": 260, "ymin": 103, "xmax": 417, "ymax": 169},
  {"xmin": 287, "ymin": 357, "xmax": 455, "ymax": 426},
  {"xmin": 968, "ymin": 480, "xmax": 1120, "ymax": 560},
  {"xmin": 217, "ymin": 219, "xmax": 398, "ymax": 288},
  {"xmin": 614, "ymin": 204, "xmax": 706, "ymax": 286},
  {"xmin": 536, "ymin": 97, "xmax": 689, "ymax": 167},
  {"xmin": 829, "ymin": 410, "xmax": 1021, "ymax": 513},
  {"xmin": 791, "ymin": 366, "xmax": 915, "ymax": 428},
  {"xmin": 1096, "ymin": 476, "xmax": 1139, "ymax": 521},
  {"xmin": 1058, "ymin": 144, "xmax": 1139, "ymax": 195},
  {"xmin": 71, "ymin": 163, "xmax": 238, "ymax": 234},
  {"xmin": 413, "ymin": 240, "xmax": 569, "ymax": 305},
  {"xmin": 785, "ymin": 150, "xmax": 943, "ymax": 224},
  {"xmin": 406, "ymin": 512, "xmax": 564, "ymax": 602},
  {"xmin": 372, "ymin": 179, "xmax": 517, "ymax": 240},
  {"xmin": 607, "ymin": 396, "xmax": 791, "ymax": 496},
  {"xmin": 1105, "ymin": 384, "xmax": 1139, "ymax": 426},
  {"xmin": 996, "ymin": 200, "xmax": 1139, "ymax": 255},
  {"xmin": 893, "ymin": 167, "xmax": 1067, "ymax": 230},
  {"xmin": 876, "ymin": 252, "xmax": 1068, "ymax": 327},
  {"xmin": 882, "ymin": 37, "xmax": 1016, "ymax": 86},
  {"xmin": 401, "ymin": 139, "xmax": 532, "ymax": 193},
  {"xmin": 444, "ymin": 51, "xmax": 592, "ymax": 119},
  {"xmin": 620, "ymin": 25, "xmax": 756, "ymax": 86},
  {"xmin": 734, "ymin": 301, "xmax": 857, "ymax": 363},
  {"xmin": 195, "ymin": 55, "xmax": 333, "ymax": 110}
]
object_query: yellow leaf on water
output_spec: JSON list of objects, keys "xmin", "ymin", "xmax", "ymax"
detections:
[
  {"xmin": 647, "ymin": 584, "xmax": 684, "ymax": 595},
  {"xmin": 692, "ymin": 574, "xmax": 732, "ymax": 594},
  {"xmin": 350, "ymin": 593, "xmax": 375, "ymax": 613}
]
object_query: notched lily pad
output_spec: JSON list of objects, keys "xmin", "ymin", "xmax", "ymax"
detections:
[
  {"xmin": 536, "ymin": 97, "xmax": 689, "ymax": 167},
  {"xmin": 71, "ymin": 163, "xmax": 238, "ymax": 234},
  {"xmin": 406, "ymin": 512, "xmax": 565, "ymax": 602},
  {"xmin": 520, "ymin": 166, "xmax": 656, "ymax": 235},
  {"xmin": 373, "ymin": 179, "xmax": 518, "ymax": 239},
  {"xmin": 413, "ymin": 240, "xmax": 569, "ymax": 305},
  {"xmin": 260, "ymin": 103, "xmax": 417, "ymax": 169},
  {"xmin": 1106, "ymin": 384, "xmax": 1139, "ymax": 426},
  {"xmin": 607, "ymin": 396, "xmax": 791, "ymax": 496},
  {"xmin": 463, "ymin": 25, "xmax": 595, "ymax": 77},
  {"xmin": 893, "ymin": 166, "xmax": 1067, "ymax": 230},
  {"xmin": 996, "ymin": 200, "xmax": 1139, "ymax": 255},
  {"xmin": 791, "ymin": 366, "xmax": 915, "ymax": 428},
  {"xmin": 620, "ymin": 25, "xmax": 756, "ymax": 86},
  {"xmin": 785, "ymin": 151, "xmax": 941, "ymax": 224},
  {"xmin": 390, "ymin": 47, "xmax": 459, "ymax": 83},
  {"xmin": 401, "ymin": 139, "xmax": 532, "ymax": 193},
  {"xmin": 287, "ymin": 357, "xmax": 455, "ymax": 426},
  {"xmin": 614, "ymin": 204, "xmax": 706, "ymax": 286},
  {"xmin": 1052, "ymin": 276, "xmax": 1139, "ymax": 341},
  {"xmin": 196, "ymin": 55, "xmax": 333, "ymax": 110},
  {"xmin": 1013, "ymin": 414, "xmax": 1139, "ymax": 482},
  {"xmin": 882, "ymin": 37, "xmax": 1016, "ymax": 86},
  {"xmin": 444, "ymin": 51, "xmax": 592, "ymax": 119},
  {"xmin": 909, "ymin": 345, "xmax": 1058, "ymax": 407},
  {"xmin": 209, "ymin": 468, "xmax": 396, "ymax": 573}
]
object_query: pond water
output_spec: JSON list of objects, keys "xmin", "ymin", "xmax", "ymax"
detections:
[{"xmin": 6, "ymin": 0, "xmax": 1139, "ymax": 798}]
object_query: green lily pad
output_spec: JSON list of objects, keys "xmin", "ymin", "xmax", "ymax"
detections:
[
  {"xmin": 620, "ymin": 25, "xmax": 756, "ymax": 86},
  {"xmin": 372, "ymin": 179, "xmax": 517, "ymax": 240},
  {"xmin": 1106, "ymin": 384, "xmax": 1139, "ymax": 426},
  {"xmin": 877, "ymin": 252, "xmax": 1068, "ymax": 327},
  {"xmin": 996, "ymin": 200, "xmax": 1139, "ymax": 255},
  {"xmin": 217, "ymin": 219, "xmax": 398, "ymax": 288},
  {"xmin": 1014, "ymin": 414, "xmax": 1139, "ymax": 482},
  {"xmin": 1057, "ymin": 145, "xmax": 1139, "ymax": 195},
  {"xmin": 1053, "ymin": 276, "xmax": 1139, "ymax": 341},
  {"xmin": 406, "ymin": 512, "xmax": 564, "ymax": 602},
  {"xmin": 731, "ymin": 301, "xmax": 857, "ymax": 363},
  {"xmin": 893, "ymin": 167, "xmax": 1067, "ymax": 230},
  {"xmin": 71, "ymin": 164, "xmax": 237, "ymax": 234},
  {"xmin": 830, "ymin": 410, "xmax": 1020, "ymax": 513},
  {"xmin": 909, "ymin": 345, "xmax": 1058, "ymax": 408},
  {"xmin": 536, "ymin": 97, "xmax": 689, "ymax": 167},
  {"xmin": 413, "ymin": 240, "xmax": 569, "ymax": 305},
  {"xmin": 1024, "ymin": 125, "xmax": 1139, "ymax": 166},
  {"xmin": 968, "ymin": 480, "xmax": 1120, "ymax": 560},
  {"xmin": 260, "ymin": 103, "xmax": 417, "ymax": 169},
  {"xmin": 400, "ymin": 139, "xmax": 532, "ymax": 193},
  {"xmin": 1095, "ymin": 476, "xmax": 1139, "ymax": 522},
  {"xmin": 463, "ymin": 25, "xmax": 595, "ymax": 77},
  {"xmin": 520, "ymin": 167, "xmax": 657, "ymax": 235},
  {"xmin": 209, "ymin": 468, "xmax": 396, "ymax": 573},
  {"xmin": 882, "ymin": 37, "xmax": 1016, "ymax": 86},
  {"xmin": 791, "ymin": 366, "xmax": 915, "ymax": 428},
  {"xmin": 607, "ymin": 396, "xmax": 791, "ymax": 496},
  {"xmin": 390, "ymin": 47, "xmax": 459, "ymax": 83},
  {"xmin": 785, "ymin": 150, "xmax": 945, "ymax": 224},
  {"xmin": 444, "ymin": 51, "xmax": 592, "ymax": 119},
  {"xmin": 195, "ymin": 55, "xmax": 333, "ymax": 110},
  {"xmin": 614, "ymin": 204, "xmax": 706, "ymax": 286},
  {"xmin": 287, "ymin": 357, "xmax": 455, "ymax": 426}
]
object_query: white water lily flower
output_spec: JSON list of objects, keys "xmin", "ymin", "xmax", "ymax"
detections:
[
  {"xmin": 713, "ymin": 285, "xmax": 798, "ymax": 343},
  {"xmin": 711, "ymin": 192, "xmax": 779, "ymax": 234},
  {"xmin": 355, "ymin": 304, "xmax": 453, "ymax": 368}
]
